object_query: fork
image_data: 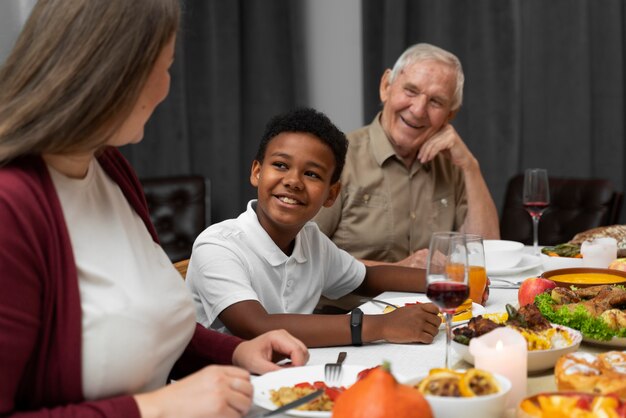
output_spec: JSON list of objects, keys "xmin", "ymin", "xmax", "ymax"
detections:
[
  {"xmin": 359, "ymin": 298, "xmax": 399, "ymax": 309},
  {"xmin": 324, "ymin": 351, "xmax": 347, "ymax": 386}
]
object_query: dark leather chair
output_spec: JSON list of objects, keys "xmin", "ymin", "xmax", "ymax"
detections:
[
  {"xmin": 500, "ymin": 174, "xmax": 623, "ymax": 246},
  {"xmin": 140, "ymin": 175, "xmax": 209, "ymax": 262}
]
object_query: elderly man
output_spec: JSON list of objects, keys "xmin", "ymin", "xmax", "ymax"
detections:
[{"xmin": 314, "ymin": 43, "xmax": 499, "ymax": 269}]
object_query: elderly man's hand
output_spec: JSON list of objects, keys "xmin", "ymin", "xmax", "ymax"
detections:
[
  {"xmin": 417, "ymin": 124, "xmax": 476, "ymax": 171},
  {"xmin": 396, "ymin": 249, "xmax": 429, "ymax": 269}
]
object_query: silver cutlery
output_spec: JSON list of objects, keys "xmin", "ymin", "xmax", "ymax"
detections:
[
  {"xmin": 359, "ymin": 298, "xmax": 398, "ymax": 309},
  {"xmin": 488, "ymin": 279, "xmax": 523, "ymax": 289},
  {"xmin": 256, "ymin": 388, "xmax": 324, "ymax": 417},
  {"xmin": 324, "ymin": 351, "xmax": 347, "ymax": 386}
]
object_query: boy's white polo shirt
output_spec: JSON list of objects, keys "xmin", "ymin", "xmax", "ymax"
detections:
[{"xmin": 186, "ymin": 200, "xmax": 366, "ymax": 332}]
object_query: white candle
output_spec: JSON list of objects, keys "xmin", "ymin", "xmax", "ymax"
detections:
[
  {"xmin": 581, "ymin": 237, "xmax": 617, "ymax": 268},
  {"xmin": 469, "ymin": 327, "xmax": 527, "ymax": 408}
]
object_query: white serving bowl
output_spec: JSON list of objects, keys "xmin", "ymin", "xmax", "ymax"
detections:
[
  {"xmin": 404, "ymin": 372, "xmax": 511, "ymax": 418},
  {"xmin": 540, "ymin": 253, "xmax": 584, "ymax": 272},
  {"xmin": 452, "ymin": 325, "xmax": 582, "ymax": 373},
  {"xmin": 484, "ymin": 240, "xmax": 525, "ymax": 270}
]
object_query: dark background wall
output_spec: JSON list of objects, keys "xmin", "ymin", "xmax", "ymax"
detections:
[{"xmin": 2, "ymin": 0, "xmax": 625, "ymax": 229}]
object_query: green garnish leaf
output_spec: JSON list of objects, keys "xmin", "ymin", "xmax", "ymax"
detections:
[
  {"xmin": 535, "ymin": 293, "xmax": 626, "ymax": 341},
  {"xmin": 453, "ymin": 334, "xmax": 470, "ymax": 345}
]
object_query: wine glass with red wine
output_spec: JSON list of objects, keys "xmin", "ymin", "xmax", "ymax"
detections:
[
  {"xmin": 523, "ymin": 168, "xmax": 550, "ymax": 256},
  {"xmin": 426, "ymin": 232, "xmax": 469, "ymax": 369}
]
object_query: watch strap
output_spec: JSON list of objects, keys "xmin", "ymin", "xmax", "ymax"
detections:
[{"xmin": 350, "ymin": 308, "xmax": 363, "ymax": 346}]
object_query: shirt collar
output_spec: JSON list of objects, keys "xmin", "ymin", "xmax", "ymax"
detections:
[
  {"xmin": 369, "ymin": 111, "xmax": 430, "ymax": 174},
  {"xmin": 241, "ymin": 200, "xmax": 308, "ymax": 266}
]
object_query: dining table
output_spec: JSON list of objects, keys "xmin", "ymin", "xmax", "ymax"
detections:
[{"xmin": 245, "ymin": 247, "xmax": 608, "ymax": 418}]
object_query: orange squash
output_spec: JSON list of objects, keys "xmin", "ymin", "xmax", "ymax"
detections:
[{"xmin": 332, "ymin": 363, "xmax": 433, "ymax": 418}]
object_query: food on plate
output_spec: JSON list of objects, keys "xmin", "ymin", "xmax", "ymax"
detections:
[
  {"xmin": 569, "ymin": 224, "xmax": 626, "ymax": 258},
  {"xmin": 518, "ymin": 277, "xmax": 557, "ymax": 306},
  {"xmin": 609, "ymin": 258, "xmax": 626, "ymax": 272},
  {"xmin": 542, "ymin": 243, "xmax": 582, "ymax": 258},
  {"xmin": 382, "ymin": 298, "xmax": 473, "ymax": 322},
  {"xmin": 555, "ymin": 351, "xmax": 626, "ymax": 398},
  {"xmin": 518, "ymin": 392, "xmax": 626, "ymax": 417},
  {"xmin": 535, "ymin": 285, "xmax": 626, "ymax": 340},
  {"xmin": 332, "ymin": 363, "xmax": 432, "ymax": 418},
  {"xmin": 270, "ymin": 380, "xmax": 346, "ymax": 411},
  {"xmin": 453, "ymin": 304, "xmax": 575, "ymax": 351},
  {"xmin": 600, "ymin": 309, "xmax": 626, "ymax": 330},
  {"xmin": 414, "ymin": 368, "xmax": 500, "ymax": 398}
]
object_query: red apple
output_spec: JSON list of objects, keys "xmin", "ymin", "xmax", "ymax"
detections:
[{"xmin": 518, "ymin": 277, "xmax": 557, "ymax": 306}]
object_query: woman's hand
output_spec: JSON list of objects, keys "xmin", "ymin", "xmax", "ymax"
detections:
[
  {"xmin": 135, "ymin": 365, "xmax": 253, "ymax": 418},
  {"xmin": 232, "ymin": 329, "xmax": 309, "ymax": 374}
]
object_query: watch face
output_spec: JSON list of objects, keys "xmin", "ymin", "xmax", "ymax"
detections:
[
  {"xmin": 351, "ymin": 308, "xmax": 363, "ymax": 325},
  {"xmin": 350, "ymin": 308, "xmax": 363, "ymax": 345}
]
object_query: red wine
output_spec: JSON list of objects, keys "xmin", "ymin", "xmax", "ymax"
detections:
[
  {"xmin": 427, "ymin": 282, "xmax": 469, "ymax": 313},
  {"xmin": 523, "ymin": 201, "xmax": 549, "ymax": 217}
]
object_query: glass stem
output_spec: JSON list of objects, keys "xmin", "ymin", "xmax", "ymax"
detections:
[
  {"xmin": 532, "ymin": 215, "xmax": 540, "ymax": 256},
  {"xmin": 444, "ymin": 312, "xmax": 453, "ymax": 369}
]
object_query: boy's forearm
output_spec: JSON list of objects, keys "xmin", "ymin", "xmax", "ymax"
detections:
[
  {"xmin": 358, "ymin": 265, "xmax": 427, "ymax": 295},
  {"xmin": 223, "ymin": 311, "xmax": 392, "ymax": 347}
]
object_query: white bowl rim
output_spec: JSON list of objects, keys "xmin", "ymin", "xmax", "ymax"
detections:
[{"xmin": 483, "ymin": 239, "xmax": 525, "ymax": 250}]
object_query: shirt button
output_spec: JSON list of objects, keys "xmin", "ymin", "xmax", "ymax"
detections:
[
  {"xmin": 363, "ymin": 194, "xmax": 370, "ymax": 202},
  {"xmin": 410, "ymin": 211, "xmax": 416, "ymax": 219},
  {"xmin": 441, "ymin": 198, "xmax": 448, "ymax": 207}
]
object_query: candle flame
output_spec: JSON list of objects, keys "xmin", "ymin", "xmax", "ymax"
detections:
[{"xmin": 496, "ymin": 340, "xmax": 504, "ymax": 351}]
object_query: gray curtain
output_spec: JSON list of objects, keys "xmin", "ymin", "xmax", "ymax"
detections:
[
  {"xmin": 122, "ymin": 0, "xmax": 307, "ymax": 223},
  {"xmin": 362, "ymin": 0, "xmax": 626, "ymax": 223}
]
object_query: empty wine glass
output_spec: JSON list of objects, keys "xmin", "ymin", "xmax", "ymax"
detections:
[
  {"xmin": 426, "ymin": 232, "xmax": 469, "ymax": 369},
  {"xmin": 523, "ymin": 168, "xmax": 550, "ymax": 256}
]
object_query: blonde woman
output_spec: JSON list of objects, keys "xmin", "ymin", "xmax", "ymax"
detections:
[{"xmin": 0, "ymin": 1, "xmax": 308, "ymax": 417}]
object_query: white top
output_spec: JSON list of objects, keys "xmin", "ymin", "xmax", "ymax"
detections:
[
  {"xmin": 49, "ymin": 160, "xmax": 196, "ymax": 399},
  {"xmin": 186, "ymin": 200, "xmax": 366, "ymax": 332}
]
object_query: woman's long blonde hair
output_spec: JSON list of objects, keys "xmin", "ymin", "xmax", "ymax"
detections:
[{"xmin": 0, "ymin": 0, "xmax": 180, "ymax": 163}]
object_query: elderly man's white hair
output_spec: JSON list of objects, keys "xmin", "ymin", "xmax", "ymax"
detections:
[{"xmin": 388, "ymin": 43, "xmax": 465, "ymax": 111}]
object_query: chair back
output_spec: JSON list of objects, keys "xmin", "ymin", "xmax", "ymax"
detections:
[
  {"xmin": 141, "ymin": 175, "xmax": 209, "ymax": 262},
  {"xmin": 500, "ymin": 174, "xmax": 623, "ymax": 246},
  {"xmin": 173, "ymin": 258, "xmax": 189, "ymax": 279}
]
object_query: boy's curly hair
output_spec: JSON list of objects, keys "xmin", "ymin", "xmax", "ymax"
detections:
[{"xmin": 255, "ymin": 108, "xmax": 348, "ymax": 184}]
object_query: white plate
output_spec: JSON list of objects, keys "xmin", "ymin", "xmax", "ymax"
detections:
[
  {"xmin": 253, "ymin": 364, "xmax": 370, "ymax": 417},
  {"xmin": 582, "ymin": 336, "xmax": 626, "ymax": 348},
  {"xmin": 359, "ymin": 296, "xmax": 486, "ymax": 328},
  {"xmin": 452, "ymin": 324, "xmax": 582, "ymax": 373},
  {"xmin": 540, "ymin": 253, "xmax": 584, "ymax": 271},
  {"xmin": 486, "ymin": 254, "xmax": 542, "ymax": 275}
]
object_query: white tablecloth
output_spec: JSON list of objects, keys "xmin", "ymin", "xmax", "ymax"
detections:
[{"xmin": 246, "ymin": 248, "xmax": 604, "ymax": 417}]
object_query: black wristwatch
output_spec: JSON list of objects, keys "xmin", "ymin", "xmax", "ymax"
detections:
[{"xmin": 350, "ymin": 308, "xmax": 363, "ymax": 346}]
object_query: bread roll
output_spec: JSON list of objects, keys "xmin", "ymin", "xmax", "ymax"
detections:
[{"xmin": 555, "ymin": 351, "xmax": 626, "ymax": 398}]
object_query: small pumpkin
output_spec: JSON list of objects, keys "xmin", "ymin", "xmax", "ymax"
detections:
[{"xmin": 332, "ymin": 363, "xmax": 433, "ymax": 418}]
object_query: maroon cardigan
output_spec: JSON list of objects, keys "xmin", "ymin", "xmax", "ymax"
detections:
[{"xmin": 0, "ymin": 148, "xmax": 242, "ymax": 417}]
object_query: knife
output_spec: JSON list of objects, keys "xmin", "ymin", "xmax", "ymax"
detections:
[{"xmin": 257, "ymin": 388, "xmax": 325, "ymax": 417}]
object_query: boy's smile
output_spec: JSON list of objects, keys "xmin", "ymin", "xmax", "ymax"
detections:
[{"xmin": 250, "ymin": 132, "xmax": 340, "ymax": 254}]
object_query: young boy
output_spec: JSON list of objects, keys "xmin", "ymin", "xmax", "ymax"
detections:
[{"xmin": 186, "ymin": 108, "xmax": 441, "ymax": 347}]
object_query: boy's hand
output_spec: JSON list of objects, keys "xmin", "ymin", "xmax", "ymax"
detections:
[{"xmin": 380, "ymin": 302, "xmax": 441, "ymax": 344}]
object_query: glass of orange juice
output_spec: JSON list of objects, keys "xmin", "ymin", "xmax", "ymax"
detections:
[{"xmin": 466, "ymin": 234, "xmax": 487, "ymax": 305}]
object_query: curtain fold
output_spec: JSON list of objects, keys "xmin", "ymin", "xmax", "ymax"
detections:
[
  {"xmin": 362, "ymin": 0, "xmax": 626, "ymax": 222},
  {"xmin": 122, "ymin": 0, "xmax": 306, "ymax": 223}
]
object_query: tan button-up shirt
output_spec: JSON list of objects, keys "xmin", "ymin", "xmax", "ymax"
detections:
[{"xmin": 314, "ymin": 113, "xmax": 468, "ymax": 262}]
